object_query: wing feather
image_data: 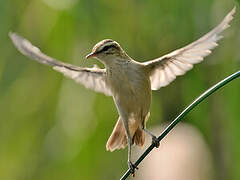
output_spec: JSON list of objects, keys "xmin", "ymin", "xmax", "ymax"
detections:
[
  {"xmin": 144, "ymin": 7, "xmax": 235, "ymax": 90},
  {"xmin": 9, "ymin": 32, "xmax": 112, "ymax": 96}
]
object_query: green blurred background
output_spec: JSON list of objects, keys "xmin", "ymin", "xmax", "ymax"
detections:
[{"xmin": 0, "ymin": 0, "xmax": 239, "ymax": 179}]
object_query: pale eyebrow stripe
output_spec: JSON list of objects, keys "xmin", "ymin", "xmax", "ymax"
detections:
[
  {"xmin": 98, "ymin": 44, "xmax": 116, "ymax": 53},
  {"xmin": 97, "ymin": 42, "xmax": 115, "ymax": 51}
]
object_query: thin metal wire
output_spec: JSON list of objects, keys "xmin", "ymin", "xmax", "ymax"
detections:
[{"xmin": 120, "ymin": 70, "xmax": 240, "ymax": 180}]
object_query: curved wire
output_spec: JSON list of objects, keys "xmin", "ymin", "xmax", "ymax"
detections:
[{"xmin": 120, "ymin": 70, "xmax": 240, "ymax": 180}]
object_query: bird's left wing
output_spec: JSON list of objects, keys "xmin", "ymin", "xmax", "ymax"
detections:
[
  {"xmin": 143, "ymin": 7, "xmax": 235, "ymax": 90},
  {"xmin": 9, "ymin": 33, "xmax": 112, "ymax": 96}
]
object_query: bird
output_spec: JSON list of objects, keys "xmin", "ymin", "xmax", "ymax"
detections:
[{"xmin": 9, "ymin": 7, "xmax": 235, "ymax": 176}]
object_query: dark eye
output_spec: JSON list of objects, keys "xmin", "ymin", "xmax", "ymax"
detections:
[
  {"xmin": 101, "ymin": 45, "xmax": 116, "ymax": 52},
  {"xmin": 102, "ymin": 45, "xmax": 111, "ymax": 52}
]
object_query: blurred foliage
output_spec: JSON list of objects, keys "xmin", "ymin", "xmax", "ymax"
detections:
[{"xmin": 0, "ymin": 0, "xmax": 239, "ymax": 180}]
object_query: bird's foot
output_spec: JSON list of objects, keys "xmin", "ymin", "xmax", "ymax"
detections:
[
  {"xmin": 152, "ymin": 136, "xmax": 160, "ymax": 148},
  {"xmin": 142, "ymin": 128, "xmax": 160, "ymax": 148},
  {"xmin": 128, "ymin": 161, "xmax": 138, "ymax": 177}
]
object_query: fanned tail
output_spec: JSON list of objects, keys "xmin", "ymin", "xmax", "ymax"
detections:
[
  {"xmin": 106, "ymin": 118, "xmax": 145, "ymax": 152},
  {"xmin": 133, "ymin": 128, "xmax": 145, "ymax": 147}
]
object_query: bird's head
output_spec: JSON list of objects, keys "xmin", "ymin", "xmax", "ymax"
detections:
[{"xmin": 85, "ymin": 39, "xmax": 129, "ymax": 64}]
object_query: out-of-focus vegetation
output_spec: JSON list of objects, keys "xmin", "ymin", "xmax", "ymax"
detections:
[{"xmin": 0, "ymin": 0, "xmax": 239, "ymax": 179}]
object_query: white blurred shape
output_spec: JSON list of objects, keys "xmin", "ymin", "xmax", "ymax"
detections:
[
  {"xmin": 42, "ymin": 0, "xmax": 78, "ymax": 10},
  {"xmin": 136, "ymin": 123, "xmax": 213, "ymax": 180}
]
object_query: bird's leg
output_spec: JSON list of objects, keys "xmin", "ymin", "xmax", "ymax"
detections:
[
  {"xmin": 121, "ymin": 118, "xmax": 138, "ymax": 176},
  {"xmin": 142, "ymin": 128, "xmax": 160, "ymax": 148},
  {"xmin": 127, "ymin": 137, "xmax": 138, "ymax": 177}
]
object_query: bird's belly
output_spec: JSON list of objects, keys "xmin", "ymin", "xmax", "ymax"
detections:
[{"xmin": 110, "ymin": 74, "xmax": 151, "ymax": 117}]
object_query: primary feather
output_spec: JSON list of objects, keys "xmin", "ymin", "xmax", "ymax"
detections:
[
  {"xmin": 144, "ymin": 7, "xmax": 235, "ymax": 90},
  {"xmin": 9, "ymin": 32, "xmax": 112, "ymax": 96}
]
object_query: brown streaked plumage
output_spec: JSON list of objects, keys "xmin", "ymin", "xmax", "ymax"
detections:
[{"xmin": 9, "ymin": 7, "xmax": 235, "ymax": 176}]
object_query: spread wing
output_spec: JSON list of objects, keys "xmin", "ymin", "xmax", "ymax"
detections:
[
  {"xmin": 144, "ymin": 7, "xmax": 235, "ymax": 90},
  {"xmin": 9, "ymin": 33, "xmax": 112, "ymax": 96}
]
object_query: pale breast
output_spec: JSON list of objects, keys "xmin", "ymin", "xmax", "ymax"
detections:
[{"xmin": 106, "ymin": 61, "xmax": 151, "ymax": 115}]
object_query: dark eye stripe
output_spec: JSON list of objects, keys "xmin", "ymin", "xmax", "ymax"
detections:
[{"xmin": 99, "ymin": 45, "xmax": 116, "ymax": 53}]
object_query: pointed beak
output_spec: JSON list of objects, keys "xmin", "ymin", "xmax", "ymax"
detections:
[{"xmin": 85, "ymin": 52, "xmax": 96, "ymax": 59}]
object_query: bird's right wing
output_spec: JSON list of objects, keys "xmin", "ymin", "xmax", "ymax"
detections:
[{"xmin": 9, "ymin": 33, "xmax": 112, "ymax": 96}]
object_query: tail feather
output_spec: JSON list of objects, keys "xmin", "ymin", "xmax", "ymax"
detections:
[
  {"xmin": 106, "ymin": 118, "xmax": 127, "ymax": 151},
  {"xmin": 133, "ymin": 128, "xmax": 145, "ymax": 147},
  {"xmin": 106, "ymin": 118, "xmax": 145, "ymax": 152}
]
